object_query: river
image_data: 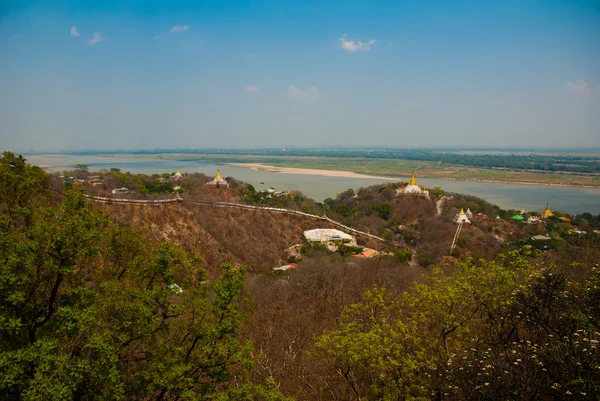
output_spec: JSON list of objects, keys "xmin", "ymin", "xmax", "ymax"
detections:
[{"xmin": 26, "ymin": 154, "xmax": 600, "ymax": 214}]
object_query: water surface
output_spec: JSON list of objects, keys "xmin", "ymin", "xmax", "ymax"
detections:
[{"xmin": 28, "ymin": 154, "xmax": 600, "ymax": 214}]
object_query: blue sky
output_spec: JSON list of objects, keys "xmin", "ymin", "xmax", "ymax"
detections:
[{"xmin": 1, "ymin": 0, "xmax": 599, "ymax": 151}]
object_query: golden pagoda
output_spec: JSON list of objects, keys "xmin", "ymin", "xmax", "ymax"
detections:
[
  {"xmin": 454, "ymin": 208, "xmax": 471, "ymax": 223},
  {"xmin": 399, "ymin": 170, "xmax": 430, "ymax": 198},
  {"xmin": 173, "ymin": 169, "xmax": 183, "ymax": 179},
  {"xmin": 206, "ymin": 169, "xmax": 229, "ymax": 188},
  {"xmin": 541, "ymin": 203, "xmax": 554, "ymax": 219},
  {"xmin": 408, "ymin": 171, "xmax": 418, "ymax": 186}
]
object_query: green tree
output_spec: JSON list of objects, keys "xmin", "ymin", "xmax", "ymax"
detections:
[
  {"xmin": 314, "ymin": 257, "xmax": 523, "ymax": 400},
  {"xmin": 0, "ymin": 152, "xmax": 48, "ymax": 225},
  {"xmin": 0, "ymin": 184, "xmax": 289, "ymax": 399},
  {"xmin": 74, "ymin": 164, "xmax": 89, "ymax": 173},
  {"xmin": 373, "ymin": 202, "xmax": 392, "ymax": 220}
]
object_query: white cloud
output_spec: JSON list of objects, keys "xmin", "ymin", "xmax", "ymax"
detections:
[
  {"xmin": 245, "ymin": 86, "xmax": 260, "ymax": 93},
  {"xmin": 564, "ymin": 79, "xmax": 594, "ymax": 95},
  {"xmin": 287, "ymin": 86, "xmax": 320, "ymax": 100},
  {"xmin": 70, "ymin": 26, "xmax": 80, "ymax": 37},
  {"xmin": 170, "ymin": 25, "xmax": 189, "ymax": 33},
  {"xmin": 88, "ymin": 32, "xmax": 103, "ymax": 45},
  {"xmin": 339, "ymin": 36, "xmax": 375, "ymax": 52}
]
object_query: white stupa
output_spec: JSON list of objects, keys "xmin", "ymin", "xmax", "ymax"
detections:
[
  {"xmin": 454, "ymin": 208, "xmax": 471, "ymax": 224},
  {"xmin": 398, "ymin": 171, "xmax": 430, "ymax": 198},
  {"xmin": 465, "ymin": 208, "xmax": 473, "ymax": 219},
  {"xmin": 173, "ymin": 169, "xmax": 183, "ymax": 179},
  {"xmin": 206, "ymin": 170, "xmax": 229, "ymax": 188}
]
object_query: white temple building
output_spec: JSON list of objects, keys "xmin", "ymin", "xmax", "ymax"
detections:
[
  {"xmin": 173, "ymin": 169, "xmax": 183, "ymax": 179},
  {"xmin": 454, "ymin": 208, "xmax": 471, "ymax": 224},
  {"xmin": 206, "ymin": 170, "xmax": 229, "ymax": 188},
  {"xmin": 398, "ymin": 171, "xmax": 430, "ymax": 198}
]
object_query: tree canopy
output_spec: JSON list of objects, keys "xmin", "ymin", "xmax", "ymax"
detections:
[{"xmin": 0, "ymin": 153, "xmax": 288, "ymax": 400}]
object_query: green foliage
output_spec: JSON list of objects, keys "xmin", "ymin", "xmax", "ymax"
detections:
[
  {"xmin": 141, "ymin": 179, "xmax": 174, "ymax": 194},
  {"xmin": 300, "ymin": 242, "xmax": 325, "ymax": 257},
  {"xmin": 323, "ymin": 198, "xmax": 335, "ymax": 209},
  {"xmin": 0, "ymin": 174, "xmax": 288, "ymax": 399},
  {"xmin": 335, "ymin": 204, "xmax": 357, "ymax": 218},
  {"xmin": 74, "ymin": 164, "xmax": 89, "ymax": 173},
  {"xmin": 337, "ymin": 188, "xmax": 355, "ymax": 201},
  {"xmin": 315, "ymin": 253, "xmax": 600, "ymax": 399},
  {"xmin": 428, "ymin": 186, "xmax": 445, "ymax": 198},
  {"xmin": 314, "ymin": 257, "xmax": 524, "ymax": 400},
  {"xmin": 394, "ymin": 247, "xmax": 413, "ymax": 263},
  {"xmin": 337, "ymin": 244, "xmax": 364, "ymax": 257},
  {"xmin": 373, "ymin": 202, "xmax": 392, "ymax": 220},
  {"xmin": 0, "ymin": 152, "xmax": 49, "ymax": 223}
]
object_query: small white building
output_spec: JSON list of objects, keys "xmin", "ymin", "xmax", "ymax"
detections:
[
  {"xmin": 111, "ymin": 187, "xmax": 130, "ymax": 194},
  {"xmin": 465, "ymin": 208, "xmax": 473, "ymax": 219}
]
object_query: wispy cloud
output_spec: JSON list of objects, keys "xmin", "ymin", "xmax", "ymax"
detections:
[
  {"xmin": 88, "ymin": 32, "xmax": 103, "ymax": 45},
  {"xmin": 564, "ymin": 79, "xmax": 595, "ymax": 96},
  {"xmin": 287, "ymin": 86, "xmax": 320, "ymax": 100},
  {"xmin": 154, "ymin": 35, "xmax": 161, "ymax": 40},
  {"xmin": 339, "ymin": 36, "xmax": 376, "ymax": 52},
  {"xmin": 70, "ymin": 26, "xmax": 80, "ymax": 37},
  {"xmin": 245, "ymin": 86, "xmax": 260, "ymax": 93},
  {"xmin": 170, "ymin": 25, "xmax": 189, "ymax": 33}
]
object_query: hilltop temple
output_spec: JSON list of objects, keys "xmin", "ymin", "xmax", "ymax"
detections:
[
  {"xmin": 206, "ymin": 170, "xmax": 229, "ymax": 188},
  {"xmin": 541, "ymin": 203, "xmax": 554, "ymax": 219},
  {"xmin": 173, "ymin": 169, "xmax": 183, "ymax": 179},
  {"xmin": 398, "ymin": 171, "xmax": 430, "ymax": 198},
  {"xmin": 454, "ymin": 208, "xmax": 471, "ymax": 224}
]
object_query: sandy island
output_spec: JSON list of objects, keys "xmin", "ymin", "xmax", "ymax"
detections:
[
  {"xmin": 228, "ymin": 163, "xmax": 400, "ymax": 180},
  {"xmin": 228, "ymin": 163, "xmax": 600, "ymax": 189}
]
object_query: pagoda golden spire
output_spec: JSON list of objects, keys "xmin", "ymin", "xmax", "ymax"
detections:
[
  {"xmin": 459, "ymin": 208, "xmax": 465, "ymax": 215},
  {"xmin": 541, "ymin": 203, "xmax": 554, "ymax": 219},
  {"xmin": 215, "ymin": 170, "xmax": 222, "ymax": 179},
  {"xmin": 408, "ymin": 171, "xmax": 417, "ymax": 186}
]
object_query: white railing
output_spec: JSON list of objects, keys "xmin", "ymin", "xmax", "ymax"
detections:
[{"xmin": 84, "ymin": 195, "xmax": 387, "ymax": 242}]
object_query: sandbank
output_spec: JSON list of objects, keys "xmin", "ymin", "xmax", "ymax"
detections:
[{"xmin": 228, "ymin": 163, "xmax": 399, "ymax": 180}]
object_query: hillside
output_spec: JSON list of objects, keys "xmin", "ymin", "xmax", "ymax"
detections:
[{"xmin": 3, "ymin": 153, "xmax": 600, "ymax": 400}]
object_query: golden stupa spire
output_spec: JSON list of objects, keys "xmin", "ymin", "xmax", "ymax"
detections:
[
  {"xmin": 408, "ymin": 171, "xmax": 417, "ymax": 186},
  {"xmin": 176, "ymin": 169, "xmax": 180, "ymax": 174},
  {"xmin": 459, "ymin": 208, "xmax": 465, "ymax": 215},
  {"xmin": 541, "ymin": 203, "xmax": 554, "ymax": 218},
  {"xmin": 287, "ymin": 189, "xmax": 291, "ymax": 195},
  {"xmin": 215, "ymin": 170, "xmax": 222, "ymax": 179}
]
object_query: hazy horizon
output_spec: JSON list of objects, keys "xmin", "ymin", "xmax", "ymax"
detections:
[{"xmin": 2, "ymin": 1, "xmax": 599, "ymax": 151}]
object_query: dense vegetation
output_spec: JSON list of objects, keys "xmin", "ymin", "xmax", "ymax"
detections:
[
  {"xmin": 0, "ymin": 153, "xmax": 287, "ymax": 400},
  {"xmin": 2, "ymin": 151, "xmax": 600, "ymax": 400}
]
